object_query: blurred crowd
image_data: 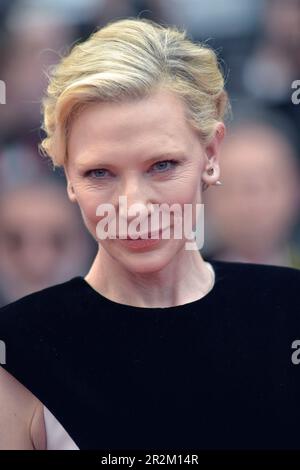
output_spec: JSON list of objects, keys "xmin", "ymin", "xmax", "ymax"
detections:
[{"xmin": 0, "ymin": 0, "xmax": 299, "ymax": 306}]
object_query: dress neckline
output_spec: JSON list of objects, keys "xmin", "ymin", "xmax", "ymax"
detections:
[{"xmin": 73, "ymin": 258, "xmax": 223, "ymax": 313}]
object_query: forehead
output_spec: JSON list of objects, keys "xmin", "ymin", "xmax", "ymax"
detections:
[{"xmin": 67, "ymin": 89, "xmax": 197, "ymax": 163}]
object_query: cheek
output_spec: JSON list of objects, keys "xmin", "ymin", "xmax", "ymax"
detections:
[
  {"xmin": 175, "ymin": 174, "xmax": 203, "ymax": 232},
  {"xmin": 75, "ymin": 192, "xmax": 106, "ymax": 238},
  {"xmin": 161, "ymin": 170, "xmax": 201, "ymax": 206},
  {"xmin": 73, "ymin": 169, "xmax": 202, "ymax": 238}
]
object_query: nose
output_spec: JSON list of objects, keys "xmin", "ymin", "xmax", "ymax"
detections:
[{"xmin": 118, "ymin": 177, "xmax": 153, "ymax": 222}]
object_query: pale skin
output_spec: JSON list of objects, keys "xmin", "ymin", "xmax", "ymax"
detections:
[
  {"xmin": 0, "ymin": 88, "xmax": 224, "ymax": 448},
  {"xmin": 66, "ymin": 88, "xmax": 225, "ymax": 307},
  {"xmin": 0, "ymin": 367, "xmax": 46, "ymax": 449}
]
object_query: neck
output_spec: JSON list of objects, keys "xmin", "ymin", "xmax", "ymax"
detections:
[{"xmin": 85, "ymin": 244, "xmax": 214, "ymax": 308}]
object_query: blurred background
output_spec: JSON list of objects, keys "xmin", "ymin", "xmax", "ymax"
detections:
[{"xmin": 0, "ymin": 0, "xmax": 299, "ymax": 306}]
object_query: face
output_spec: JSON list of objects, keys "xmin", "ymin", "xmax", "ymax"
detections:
[
  {"xmin": 0, "ymin": 186, "xmax": 92, "ymax": 302},
  {"xmin": 204, "ymin": 126, "xmax": 300, "ymax": 254},
  {"xmin": 65, "ymin": 89, "xmax": 224, "ymax": 274}
]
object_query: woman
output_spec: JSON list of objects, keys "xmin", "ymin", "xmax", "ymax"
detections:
[{"xmin": 0, "ymin": 18, "xmax": 299, "ymax": 450}]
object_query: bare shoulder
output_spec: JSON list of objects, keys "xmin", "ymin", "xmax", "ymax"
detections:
[{"xmin": 0, "ymin": 366, "xmax": 46, "ymax": 450}]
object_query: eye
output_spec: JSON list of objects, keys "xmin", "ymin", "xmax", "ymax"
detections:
[
  {"xmin": 86, "ymin": 169, "xmax": 111, "ymax": 179},
  {"xmin": 150, "ymin": 159, "xmax": 179, "ymax": 173}
]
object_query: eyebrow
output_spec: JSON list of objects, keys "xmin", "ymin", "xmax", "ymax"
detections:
[{"xmin": 77, "ymin": 151, "xmax": 187, "ymax": 169}]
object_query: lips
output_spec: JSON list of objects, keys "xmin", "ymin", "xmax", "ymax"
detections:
[
  {"xmin": 117, "ymin": 228, "xmax": 165, "ymax": 240},
  {"xmin": 126, "ymin": 236, "xmax": 147, "ymax": 240},
  {"xmin": 125, "ymin": 234, "xmax": 159, "ymax": 240}
]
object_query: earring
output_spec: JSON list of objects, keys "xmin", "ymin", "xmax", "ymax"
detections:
[
  {"xmin": 202, "ymin": 167, "xmax": 214, "ymax": 191},
  {"xmin": 207, "ymin": 168, "xmax": 223, "ymax": 185},
  {"xmin": 202, "ymin": 167, "xmax": 223, "ymax": 191}
]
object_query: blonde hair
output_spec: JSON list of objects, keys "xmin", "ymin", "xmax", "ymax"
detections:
[{"xmin": 39, "ymin": 18, "xmax": 230, "ymax": 167}]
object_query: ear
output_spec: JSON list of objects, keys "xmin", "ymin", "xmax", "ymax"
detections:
[
  {"xmin": 201, "ymin": 122, "xmax": 226, "ymax": 188},
  {"xmin": 64, "ymin": 166, "xmax": 77, "ymax": 203}
]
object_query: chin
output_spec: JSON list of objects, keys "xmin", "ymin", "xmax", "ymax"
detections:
[{"xmin": 107, "ymin": 239, "xmax": 183, "ymax": 274}]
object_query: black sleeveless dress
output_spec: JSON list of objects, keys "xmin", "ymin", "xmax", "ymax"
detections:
[{"xmin": 0, "ymin": 258, "xmax": 300, "ymax": 449}]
